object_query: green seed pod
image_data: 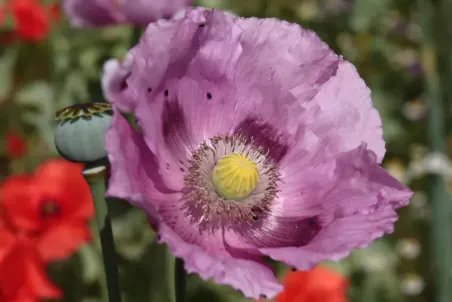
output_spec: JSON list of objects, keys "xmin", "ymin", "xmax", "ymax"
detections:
[{"xmin": 54, "ymin": 102, "xmax": 113, "ymax": 163}]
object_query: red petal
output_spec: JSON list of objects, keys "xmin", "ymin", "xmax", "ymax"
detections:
[
  {"xmin": 38, "ymin": 222, "xmax": 91, "ymax": 262},
  {"xmin": 0, "ymin": 8, "xmax": 4, "ymax": 25},
  {"xmin": 34, "ymin": 159, "xmax": 94, "ymax": 221},
  {"xmin": 9, "ymin": 288, "xmax": 39, "ymax": 302},
  {"xmin": 276, "ymin": 267, "xmax": 349, "ymax": 302},
  {"xmin": 48, "ymin": 3, "xmax": 61, "ymax": 22},
  {"xmin": 0, "ymin": 228, "xmax": 15, "ymax": 264},
  {"xmin": 1, "ymin": 159, "xmax": 95, "ymax": 237},
  {"xmin": 5, "ymin": 131, "xmax": 27, "ymax": 159},
  {"xmin": 25, "ymin": 245, "xmax": 63, "ymax": 299},
  {"xmin": 11, "ymin": 0, "xmax": 50, "ymax": 41},
  {"xmin": 0, "ymin": 175, "xmax": 42, "ymax": 232},
  {"xmin": 299, "ymin": 266, "xmax": 348, "ymax": 293},
  {"xmin": 0, "ymin": 238, "xmax": 62, "ymax": 300}
]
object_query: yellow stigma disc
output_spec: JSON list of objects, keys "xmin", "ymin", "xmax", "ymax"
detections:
[{"xmin": 211, "ymin": 153, "xmax": 259, "ymax": 200}]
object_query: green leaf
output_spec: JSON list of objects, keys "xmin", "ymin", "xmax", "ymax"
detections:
[
  {"xmin": 0, "ymin": 48, "xmax": 16, "ymax": 101},
  {"xmin": 15, "ymin": 81, "xmax": 56, "ymax": 151},
  {"xmin": 79, "ymin": 245, "xmax": 102, "ymax": 284},
  {"xmin": 79, "ymin": 48, "xmax": 104, "ymax": 79},
  {"xmin": 350, "ymin": 0, "xmax": 393, "ymax": 32}
]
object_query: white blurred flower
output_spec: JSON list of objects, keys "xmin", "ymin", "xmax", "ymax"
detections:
[
  {"xmin": 396, "ymin": 238, "xmax": 422, "ymax": 260},
  {"xmin": 401, "ymin": 274, "xmax": 425, "ymax": 296},
  {"xmin": 403, "ymin": 99, "xmax": 425, "ymax": 121},
  {"xmin": 363, "ymin": 254, "xmax": 391, "ymax": 272},
  {"xmin": 352, "ymin": 240, "xmax": 399, "ymax": 273},
  {"xmin": 406, "ymin": 152, "xmax": 452, "ymax": 184},
  {"xmin": 409, "ymin": 191, "xmax": 431, "ymax": 220},
  {"xmin": 423, "ymin": 152, "xmax": 452, "ymax": 177}
]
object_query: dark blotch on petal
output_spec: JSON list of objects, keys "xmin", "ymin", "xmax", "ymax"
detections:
[
  {"xmin": 234, "ymin": 117, "xmax": 289, "ymax": 163},
  {"xmin": 147, "ymin": 87, "xmax": 152, "ymax": 92},
  {"xmin": 278, "ymin": 216, "xmax": 321, "ymax": 247},
  {"xmin": 120, "ymin": 72, "xmax": 132, "ymax": 91},
  {"xmin": 161, "ymin": 99, "xmax": 190, "ymax": 148},
  {"xmin": 199, "ymin": 24, "xmax": 205, "ymax": 27},
  {"xmin": 207, "ymin": 92, "xmax": 212, "ymax": 100},
  {"xmin": 41, "ymin": 200, "xmax": 61, "ymax": 218},
  {"xmin": 164, "ymin": 89, "xmax": 169, "ymax": 96},
  {"xmin": 238, "ymin": 215, "xmax": 321, "ymax": 248},
  {"xmin": 307, "ymin": 217, "xmax": 317, "ymax": 227},
  {"xmin": 120, "ymin": 80, "xmax": 128, "ymax": 90}
]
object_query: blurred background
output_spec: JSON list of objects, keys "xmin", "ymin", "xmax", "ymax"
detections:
[{"xmin": 0, "ymin": 0, "xmax": 451, "ymax": 301}]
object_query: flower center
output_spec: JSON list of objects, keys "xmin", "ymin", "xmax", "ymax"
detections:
[
  {"xmin": 211, "ymin": 153, "xmax": 259, "ymax": 200},
  {"xmin": 40, "ymin": 200, "xmax": 61, "ymax": 218},
  {"xmin": 183, "ymin": 135, "xmax": 280, "ymax": 225}
]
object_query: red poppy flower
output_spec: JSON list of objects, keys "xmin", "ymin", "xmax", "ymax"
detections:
[
  {"xmin": 276, "ymin": 267, "xmax": 349, "ymax": 302},
  {"xmin": 0, "ymin": 7, "xmax": 4, "ymax": 25},
  {"xmin": 0, "ymin": 158, "xmax": 94, "ymax": 262},
  {"xmin": 48, "ymin": 3, "xmax": 61, "ymax": 22},
  {"xmin": 5, "ymin": 131, "xmax": 27, "ymax": 159},
  {"xmin": 0, "ymin": 227, "xmax": 62, "ymax": 302},
  {"xmin": 10, "ymin": 0, "xmax": 50, "ymax": 41}
]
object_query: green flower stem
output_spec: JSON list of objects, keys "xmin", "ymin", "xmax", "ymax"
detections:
[
  {"xmin": 83, "ymin": 164, "xmax": 122, "ymax": 302},
  {"xmin": 438, "ymin": 0, "xmax": 452, "ymax": 116},
  {"xmin": 159, "ymin": 246, "xmax": 186, "ymax": 302},
  {"xmin": 175, "ymin": 258, "xmax": 186, "ymax": 302},
  {"xmin": 162, "ymin": 245, "xmax": 176, "ymax": 302},
  {"xmin": 419, "ymin": 1, "xmax": 452, "ymax": 301}
]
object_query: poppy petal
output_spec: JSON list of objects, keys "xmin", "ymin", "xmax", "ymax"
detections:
[
  {"xmin": 26, "ymin": 251, "xmax": 63, "ymax": 299},
  {"xmin": 0, "ymin": 175, "xmax": 42, "ymax": 231},
  {"xmin": 0, "ymin": 228, "xmax": 15, "ymax": 264},
  {"xmin": 5, "ymin": 131, "xmax": 27, "ymax": 159},
  {"xmin": 34, "ymin": 158, "xmax": 94, "ymax": 220},
  {"xmin": 276, "ymin": 267, "xmax": 349, "ymax": 302},
  {"xmin": 37, "ymin": 222, "xmax": 91, "ymax": 262},
  {"xmin": 0, "ymin": 239, "xmax": 62, "ymax": 301}
]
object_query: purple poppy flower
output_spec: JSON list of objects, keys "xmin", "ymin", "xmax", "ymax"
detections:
[
  {"xmin": 102, "ymin": 8, "xmax": 413, "ymax": 299},
  {"xmin": 63, "ymin": 0, "xmax": 194, "ymax": 27}
]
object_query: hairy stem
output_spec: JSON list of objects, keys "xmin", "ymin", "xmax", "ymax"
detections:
[{"xmin": 83, "ymin": 164, "xmax": 122, "ymax": 302}]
